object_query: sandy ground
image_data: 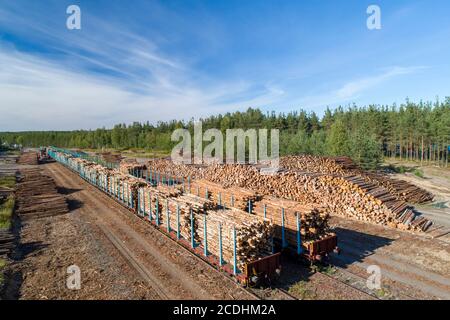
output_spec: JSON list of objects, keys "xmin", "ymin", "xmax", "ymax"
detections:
[{"xmin": 384, "ymin": 160, "xmax": 450, "ymax": 228}]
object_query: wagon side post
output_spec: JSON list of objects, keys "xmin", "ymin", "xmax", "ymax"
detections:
[
  {"xmin": 155, "ymin": 196, "xmax": 160, "ymax": 226},
  {"xmin": 218, "ymin": 222, "xmax": 223, "ymax": 267},
  {"xmin": 297, "ymin": 212, "xmax": 302, "ymax": 254},
  {"xmin": 233, "ymin": 227, "xmax": 238, "ymax": 275},
  {"xmin": 281, "ymin": 208, "xmax": 286, "ymax": 248},
  {"xmin": 203, "ymin": 214, "xmax": 208, "ymax": 256},
  {"xmin": 176, "ymin": 203, "xmax": 180, "ymax": 240},
  {"xmin": 149, "ymin": 191, "xmax": 152, "ymax": 221},
  {"xmin": 166, "ymin": 199, "xmax": 170, "ymax": 232},
  {"xmin": 190, "ymin": 207, "xmax": 195, "ymax": 248}
]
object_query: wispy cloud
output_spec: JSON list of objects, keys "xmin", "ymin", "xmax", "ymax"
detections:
[
  {"xmin": 0, "ymin": 47, "xmax": 282, "ymax": 130},
  {"xmin": 0, "ymin": 2, "xmax": 284, "ymax": 130},
  {"xmin": 283, "ymin": 66, "xmax": 427, "ymax": 112},
  {"xmin": 335, "ymin": 66, "xmax": 427, "ymax": 100}
]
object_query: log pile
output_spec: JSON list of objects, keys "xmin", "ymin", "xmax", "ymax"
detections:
[
  {"xmin": 363, "ymin": 173, "xmax": 434, "ymax": 204},
  {"xmin": 17, "ymin": 152, "xmax": 39, "ymax": 165},
  {"xmin": 280, "ymin": 155, "xmax": 357, "ymax": 174},
  {"xmin": 0, "ymin": 229, "xmax": 14, "ymax": 255},
  {"xmin": 119, "ymin": 159, "xmax": 146, "ymax": 175},
  {"xmin": 189, "ymin": 179, "xmax": 261, "ymax": 211},
  {"xmin": 138, "ymin": 186, "xmax": 212, "ymax": 241},
  {"xmin": 196, "ymin": 164, "xmax": 431, "ymax": 231},
  {"xmin": 99, "ymin": 152, "xmax": 123, "ymax": 164},
  {"xmin": 15, "ymin": 168, "xmax": 69, "ymax": 220},
  {"xmin": 147, "ymin": 159, "xmax": 204, "ymax": 179},
  {"xmin": 195, "ymin": 209, "xmax": 273, "ymax": 269},
  {"xmin": 109, "ymin": 172, "xmax": 148, "ymax": 209},
  {"xmin": 280, "ymin": 155, "xmax": 433, "ymax": 204},
  {"xmin": 253, "ymin": 196, "xmax": 330, "ymax": 243}
]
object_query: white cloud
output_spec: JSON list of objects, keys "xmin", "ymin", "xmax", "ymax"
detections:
[
  {"xmin": 0, "ymin": 48, "xmax": 282, "ymax": 131},
  {"xmin": 286, "ymin": 66, "xmax": 427, "ymax": 111},
  {"xmin": 336, "ymin": 66, "xmax": 426, "ymax": 100}
]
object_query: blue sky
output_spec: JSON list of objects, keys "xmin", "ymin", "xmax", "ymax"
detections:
[{"xmin": 0, "ymin": 0, "xmax": 449, "ymax": 131}]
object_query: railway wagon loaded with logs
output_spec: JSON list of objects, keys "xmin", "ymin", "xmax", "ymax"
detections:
[{"xmin": 47, "ymin": 148, "xmax": 282, "ymax": 286}]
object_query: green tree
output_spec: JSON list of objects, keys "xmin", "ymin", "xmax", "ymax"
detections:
[{"xmin": 326, "ymin": 119, "xmax": 350, "ymax": 156}]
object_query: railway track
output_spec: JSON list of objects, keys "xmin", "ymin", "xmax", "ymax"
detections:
[
  {"xmin": 327, "ymin": 263, "xmax": 417, "ymax": 300},
  {"xmin": 315, "ymin": 267, "xmax": 379, "ymax": 300},
  {"xmin": 97, "ymin": 223, "xmax": 171, "ymax": 299}
]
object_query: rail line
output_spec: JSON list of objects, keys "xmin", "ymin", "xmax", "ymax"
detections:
[
  {"xmin": 97, "ymin": 223, "xmax": 171, "ymax": 299},
  {"xmin": 316, "ymin": 267, "xmax": 379, "ymax": 300},
  {"xmin": 328, "ymin": 263, "xmax": 417, "ymax": 300}
]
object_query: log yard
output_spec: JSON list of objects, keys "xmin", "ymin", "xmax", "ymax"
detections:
[{"xmin": 0, "ymin": 1, "xmax": 449, "ymax": 316}]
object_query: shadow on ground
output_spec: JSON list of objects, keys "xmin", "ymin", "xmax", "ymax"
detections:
[
  {"xmin": 57, "ymin": 186, "xmax": 82, "ymax": 195},
  {"xmin": 273, "ymin": 227, "xmax": 393, "ymax": 294}
]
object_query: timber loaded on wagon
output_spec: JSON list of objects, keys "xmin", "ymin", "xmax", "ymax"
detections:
[{"xmin": 47, "ymin": 147, "xmax": 339, "ymax": 286}]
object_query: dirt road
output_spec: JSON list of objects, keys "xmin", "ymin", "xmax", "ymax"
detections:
[{"xmin": 7, "ymin": 162, "xmax": 256, "ymax": 300}]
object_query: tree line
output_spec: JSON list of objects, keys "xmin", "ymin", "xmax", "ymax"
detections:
[{"xmin": 1, "ymin": 98, "xmax": 449, "ymax": 169}]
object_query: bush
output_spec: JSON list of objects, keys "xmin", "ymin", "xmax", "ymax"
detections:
[
  {"xmin": 0, "ymin": 176, "xmax": 16, "ymax": 189},
  {"xmin": 413, "ymin": 169, "xmax": 424, "ymax": 178},
  {"xmin": 0, "ymin": 196, "xmax": 15, "ymax": 229}
]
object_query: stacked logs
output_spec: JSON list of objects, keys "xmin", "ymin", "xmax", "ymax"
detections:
[
  {"xmin": 198, "ymin": 165, "xmax": 431, "ymax": 231},
  {"xmin": 138, "ymin": 186, "xmax": 213, "ymax": 242},
  {"xmin": 147, "ymin": 159, "xmax": 204, "ymax": 179},
  {"xmin": 109, "ymin": 172, "xmax": 147, "ymax": 209},
  {"xmin": 0, "ymin": 229, "xmax": 14, "ymax": 255},
  {"xmin": 99, "ymin": 152, "xmax": 123, "ymax": 165},
  {"xmin": 253, "ymin": 196, "xmax": 330, "ymax": 243},
  {"xmin": 280, "ymin": 155, "xmax": 433, "ymax": 205},
  {"xmin": 363, "ymin": 173, "xmax": 434, "ymax": 204},
  {"xmin": 280, "ymin": 155, "xmax": 357, "ymax": 174},
  {"xmin": 17, "ymin": 152, "xmax": 39, "ymax": 165},
  {"xmin": 195, "ymin": 209, "xmax": 274, "ymax": 268},
  {"xmin": 119, "ymin": 160, "xmax": 146, "ymax": 175},
  {"xmin": 15, "ymin": 168, "xmax": 69, "ymax": 220},
  {"xmin": 189, "ymin": 179, "xmax": 261, "ymax": 211}
]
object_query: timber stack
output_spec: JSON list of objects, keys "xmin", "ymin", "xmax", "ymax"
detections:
[
  {"xmin": 147, "ymin": 158, "xmax": 205, "ymax": 179},
  {"xmin": 0, "ymin": 229, "xmax": 14, "ymax": 255},
  {"xmin": 119, "ymin": 159, "xmax": 146, "ymax": 175},
  {"xmin": 197, "ymin": 164, "xmax": 431, "ymax": 231},
  {"xmin": 99, "ymin": 152, "xmax": 123, "ymax": 165},
  {"xmin": 189, "ymin": 179, "xmax": 261, "ymax": 211},
  {"xmin": 363, "ymin": 173, "xmax": 434, "ymax": 204},
  {"xmin": 252, "ymin": 196, "xmax": 330, "ymax": 244},
  {"xmin": 17, "ymin": 152, "xmax": 39, "ymax": 165},
  {"xmin": 15, "ymin": 168, "xmax": 69, "ymax": 220},
  {"xmin": 280, "ymin": 155, "xmax": 357, "ymax": 174},
  {"xmin": 195, "ymin": 208, "xmax": 274, "ymax": 269}
]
